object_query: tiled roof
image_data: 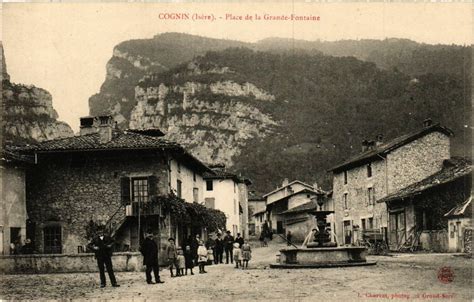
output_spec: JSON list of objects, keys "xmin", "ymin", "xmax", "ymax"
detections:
[
  {"xmin": 24, "ymin": 130, "xmax": 180, "ymax": 152},
  {"xmin": 203, "ymin": 169, "xmax": 251, "ymax": 184},
  {"xmin": 377, "ymin": 157, "xmax": 471, "ymax": 204},
  {"xmin": 444, "ymin": 196, "xmax": 472, "ymax": 218},
  {"xmin": 1, "ymin": 145, "xmax": 35, "ymax": 164},
  {"xmin": 329, "ymin": 124, "xmax": 453, "ymax": 173},
  {"xmin": 253, "ymin": 209, "xmax": 267, "ymax": 216},
  {"xmin": 263, "ymin": 180, "xmax": 315, "ymax": 198},
  {"xmin": 16, "ymin": 130, "xmax": 213, "ymax": 173},
  {"xmin": 280, "ymin": 200, "xmax": 318, "ymax": 215},
  {"xmin": 267, "ymin": 187, "xmax": 326, "ymax": 206}
]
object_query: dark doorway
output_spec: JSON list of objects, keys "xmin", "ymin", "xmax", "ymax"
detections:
[{"xmin": 277, "ymin": 221, "xmax": 284, "ymax": 234}]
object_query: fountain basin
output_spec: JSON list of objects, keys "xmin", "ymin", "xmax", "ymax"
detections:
[{"xmin": 270, "ymin": 247, "xmax": 376, "ymax": 269}]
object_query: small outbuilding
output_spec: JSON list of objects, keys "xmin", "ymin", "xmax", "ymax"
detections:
[{"xmin": 444, "ymin": 196, "xmax": 472, "ymax": 253}]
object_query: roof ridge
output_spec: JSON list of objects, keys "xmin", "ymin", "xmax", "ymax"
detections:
[{"xmin": 330, "ymin": 124, "xmax": 453, "ymax": 172}]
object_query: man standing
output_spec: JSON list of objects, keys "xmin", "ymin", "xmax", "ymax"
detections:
[
  {"xmin": 140, "ymin": 230, "xmax": 164, "ymax": 284},
  {"xmin": 214, "ymin": 233, "xmax": 224, "ymax": 264},
  {"xmin": 223, "ymin": 231, "xmax": 234, "ymax": 264},
  {"xmin": 88, "ymin": 226, "xmax": 119, "ymax": 288}
]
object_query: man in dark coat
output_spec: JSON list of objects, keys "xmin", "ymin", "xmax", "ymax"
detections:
[
  {"xmin": 140, "ymin": 231, "xmax": 164, "ymax": 284},
  {"xmin": 223, "ymin": 231, "xmax": 234, "ymax": 264},
  {"xmin": 188, "ymin": 234, "xmax": 199, "ymax": 266},
  {"xmin": 88, "ymin": 227, "xmax": 119, "ymax": 288},
  {"xmin": 214, "ymin": 233, "xmax": 224, "ymax": 264}
]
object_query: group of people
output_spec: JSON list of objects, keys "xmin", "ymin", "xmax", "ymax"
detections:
[
  {"xmin": 88, "ymin": 227, "xmax": 253, "ymax": 288},
  {"xmin": 9, "ymin": 238, "xmax": 35, "ymax": 255}
]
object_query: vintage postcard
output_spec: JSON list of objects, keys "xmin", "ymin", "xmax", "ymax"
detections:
[{"xmin": 1, "ymin": 1, "xmax": 472, "ymax": 301}]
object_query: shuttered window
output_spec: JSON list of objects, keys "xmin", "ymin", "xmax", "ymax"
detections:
[{"xmin": 120, "ymin": 175, "xmax": 158, "ymax": 204}]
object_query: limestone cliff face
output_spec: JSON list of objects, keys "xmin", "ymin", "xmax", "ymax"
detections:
[
  {"xmin": 129, "ymin": 64, "xmax": 277, "ymax": 164},
  {"xmin": 89, "ymin": 33, "xmax": 250, "ymax": 127},
  {"xmin": 1, "ymin": 44, "xmax": 73, "ymax": 144}
]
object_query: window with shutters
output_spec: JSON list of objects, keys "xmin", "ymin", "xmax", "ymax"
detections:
[
  {"xmin": 132, "ymin": 177, "xmax": 148, "ymax": 202},
  {"xmin": 343, "ymin": 193, "xmax": 349, "ymax": 209},
  {"xmin": 205, "ymin": 197, "xmax": 215, "ymax": 209},
  {"xmin": 366, "ymin": 187, "xmax": 376, "ymax": 205},
  {"xmin": 177, "ymin": 180, "xmax": 182, "ymax": 198},
  {"xmin": 193, "ymin": 187, "xmax": 199, "ymax": 203},
  {"xmin": 206, "ymin": 180, "xmax": 213, "ymax": 191},
  {"xmin": 121, "ymin": 175, "xmax": 157, "ymax": 204}
]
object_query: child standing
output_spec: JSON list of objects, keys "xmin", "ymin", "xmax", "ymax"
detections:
[
  {"xmin": 166, "ymin": 238, "xmax": 178, "ymax": 277},
  {"xmin": 184, "ymin": 245, "xmax": 194, "ymax": 275},
  {"xmin": 241, "ymin": 240, "xmax": 252, "ymax": 269},
  {"xmin": 197, "ymin": 241, "xmax": 208, "ymax": 274},
  {"xmin": 232, "ymin": 242, "xmax": 242, "ymax": 269},
  {"xmin": 176, "ymin": 247, "xmax": 185, "ymax": 277}
]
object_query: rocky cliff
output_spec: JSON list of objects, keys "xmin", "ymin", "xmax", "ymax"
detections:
[
  {"xmin": 129, "ymin": 62, "xmax": 277, "ymax": 164},
  {"xmin": 89, "ymin": 34, "xmax": 471, "ymax": 194},
  {"xmin": 1, "ymin": 43, "xmax": 74, "ymax": 144},
  {"xmin": 89, "ymin": 33, "xmax": 250, "ymax": 126}
]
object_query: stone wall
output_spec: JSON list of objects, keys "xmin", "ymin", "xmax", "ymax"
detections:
[
  {"xmin": 0, "ymin": 252, "xmax": 145, "ymax": 274},
  {"xmin": 26, "ymin": 151, "xmax": 169, "ymax": 254},
  {"xmin": 333, "ymin": 159, "xmax": 387, "ymax": 244},
  {"xmin": 387, "ymin": 131, "xmax": 450, "ymax": 193}
]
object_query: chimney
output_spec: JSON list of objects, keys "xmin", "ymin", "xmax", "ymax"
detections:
[
  {"xmin": 313, "ymin": 182, "xmax": 319, "ymax": 191},
  {"xmin": 366, "ymin": 140, "xmax": 376, "ymax": 151},
  {"xmin": 282, "ymin": 178, "xmax": 289, "ymax": 187},
  {"xmin": 210, "ymin": 163, "xmax": 226, "ymax": 172},
  {"xmin": 361, "ymin": 140, "xmax": 369, "ymax": 152},
  {"xmin": 375, "ymin": 134, "xmax": 383, "ymax": 146},
  {"xmin": 97, "ymin": 115, "xmax": 114, "ymax": 144},
  {"xmin": 423, "ymin": 118, "xmax": 433, "ymax": 128},
  {"xmin": 79, "ymin": 116, "xmax": 97, "ymax": 136}
]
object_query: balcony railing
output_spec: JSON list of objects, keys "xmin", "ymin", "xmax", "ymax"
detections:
[{"xmin": 125, "ymin": 202, "xmax": 161, "ymax": 216}]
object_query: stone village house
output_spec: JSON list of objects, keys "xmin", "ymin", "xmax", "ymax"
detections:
[
  {"xmin": 328, "ymin": 120, "xmax": 453, "ymax": 247},
  {"xmin": 203, "ymin": 164, "xmax": 251, "ymax": 238},
  {"xmin": 263, "ymin": 179, "xmax": 329, "ymax": 236},
  {"xmin": 444, "ymin": 195, "xmax": 472, "ymax": 253},
  {"xmin": 377, "ymin": 157, "xmax": 471, "ymax": 252},
  {"xmin": 14, "ymin": 116, "xmax": 229, "ymax": 254}
]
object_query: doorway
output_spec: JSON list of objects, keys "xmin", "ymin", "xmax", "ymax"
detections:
[{"xmin": 389, "ymin": 211, "xmax": 406, "ymax": 249}]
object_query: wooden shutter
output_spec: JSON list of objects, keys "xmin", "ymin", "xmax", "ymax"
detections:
[
  {"xmin": 120, "ymin": 177, "xmax": 131, "ymax": 205},
  {"xmin": 148, "ymin": 175, "xmax": 157, "ymax": 197}
]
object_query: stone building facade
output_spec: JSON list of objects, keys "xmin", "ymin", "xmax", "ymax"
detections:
[
  {"xmin": 330, "ymin": 122, "xmax": 452, "ymax": 246},
  {"xmin": 23, "ymin": 116, "xmax": 212, "ymax": 254}
]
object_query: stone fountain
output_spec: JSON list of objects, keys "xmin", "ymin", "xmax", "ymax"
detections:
[{"xmin": 270, "ymin": 192, "xmax": 376, "ymax": 268}]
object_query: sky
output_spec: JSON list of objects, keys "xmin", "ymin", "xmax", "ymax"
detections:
[{"xmin": 2, "ymin": 2, "xmax": 473, "ymax": 132}]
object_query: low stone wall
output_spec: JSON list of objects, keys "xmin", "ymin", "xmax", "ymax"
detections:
[
  {"xmin": 0, "ymin": 252, "xmax": 145, "ymax": 274},
  {"xmin": 419, "ymin": 230, "xmax": 448, "ymax": 252}
]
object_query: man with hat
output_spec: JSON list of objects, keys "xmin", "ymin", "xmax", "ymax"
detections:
[
  {"xmin": 88, "ymin": 226, "xmax": 120, "ymax": 288},
  {"xmin": 140, "ymin": 230, "xmax": 164, "ymax": 284},
  {"xmin": 223, "ymin": 230, "xmax": 235, "ymax": 264}
]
